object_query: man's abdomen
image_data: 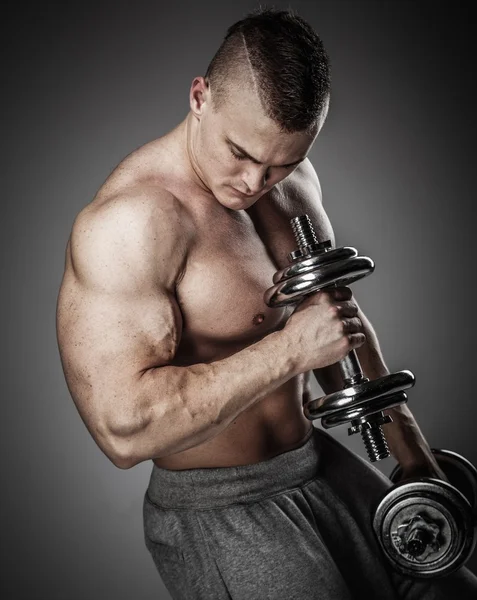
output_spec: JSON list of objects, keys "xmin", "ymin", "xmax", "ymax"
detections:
[{"xmin": 153, "ymin": 376, "xmax": 311, "ymax": 470}]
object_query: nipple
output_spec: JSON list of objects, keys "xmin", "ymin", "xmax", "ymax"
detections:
[{"xmin": 253, "ymin": 313, "xmax": 265, "ymax": 326}]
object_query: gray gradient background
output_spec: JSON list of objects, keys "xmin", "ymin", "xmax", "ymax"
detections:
[{"xmin": 4, "ymin": 1, "xmax": 476, "ymax": 598}]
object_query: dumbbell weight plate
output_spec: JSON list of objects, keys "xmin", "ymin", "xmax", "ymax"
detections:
[
  {"xmin": 264, "ymin": 256, "xmax": 375, "ymax": 307},
  {"xmin": 390, "ymin": 449, "xmax": 477, "ymax": 511},
  {"xmin": 272, "ymin": 246, "xmax": 359, "ymax": 284},
  {"xmin": 319, "ymin": 391, "xmax": 408, "ymax": 429},
  {"xmin": 373, "ymin": 478, "xmax": 476, "ymax": 578},
  {"xmin": 304, "ymin": 370, "xmax": 415, "ymax": 422}
]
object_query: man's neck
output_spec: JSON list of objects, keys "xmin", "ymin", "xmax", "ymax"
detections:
[{"xmin": 180, "ymin": 113, "xmax": 214, "ymax": 196}]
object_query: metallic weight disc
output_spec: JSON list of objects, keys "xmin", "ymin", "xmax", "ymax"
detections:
[
  {"xmin": 264, "ymin": 256, "xmax": 375, "ymax": 307},
  {"xmin": 272, "ymin": 246, "xmax": 358, "ymax": 284},
  {"xmin": 303, "ymin": 370, "xmax": 415, "ymax": 421},
  {"xmin": 320, "ymin": 391, "xmax": 408, "ymax": 429},
  {"xmin": 390, "ymin": 450, "xmax": 477, "ymax": 515},
  {"xmin": 373, "ymin": 479, "xmax": 476, "ymax": 578}
]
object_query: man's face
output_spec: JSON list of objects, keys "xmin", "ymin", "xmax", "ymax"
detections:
[{"xmin": 192, "ymin": 81, "xmax": 321, "ymax": 210}]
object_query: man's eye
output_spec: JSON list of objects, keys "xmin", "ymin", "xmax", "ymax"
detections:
[{"xmin": 230, "ymin": 149, "xmax": 246, "ymax": 161}]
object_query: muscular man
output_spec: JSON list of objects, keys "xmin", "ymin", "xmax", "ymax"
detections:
[{"xmin": 56, "ymin": 8, "xmax": 477, "ymax": 599}]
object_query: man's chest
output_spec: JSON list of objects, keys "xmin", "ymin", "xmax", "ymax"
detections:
[
  {"xmin": 174, "ymin": 189, "xmax": 330, "ymax": 357},
  {"xmin": 174, "ymin": 207, "xmax": 286, "ymax": 350}
]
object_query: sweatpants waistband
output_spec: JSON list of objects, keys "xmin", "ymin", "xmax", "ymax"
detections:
[{"xmin": 145, "ymin": 426, "xmax": 320, "ymax": 509}]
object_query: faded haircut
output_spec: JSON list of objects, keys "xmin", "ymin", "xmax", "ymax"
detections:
[{"xmin": 204, "ymin": 8, "xmax": 331, "ymax": 133}]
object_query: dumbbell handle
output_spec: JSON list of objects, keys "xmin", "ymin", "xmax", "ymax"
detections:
[
  {"xmin": 339, "ymin": 346, "xmax": 365, "ymax": 386},
  {"xmin": 291, "ymin": 215, "xmax": 368, "ymax": 386},
  {"xmin": 290, "ymin": 215, "xmax": 363, "ymax": 369}
]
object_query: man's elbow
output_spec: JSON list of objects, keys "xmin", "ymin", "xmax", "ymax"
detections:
[
  {"xmin": 95, "ymin": 424, "xmax": 140, "ymax": 470},
  {"xmin": 100, "ymin": 408, "xmax": 150, "ymax": 469},
  {"xmin": 111, "ymin": 450, "xmax": 135, "ymax": 470},
  {"xmin": 107, "ymin": 433, "xmax": 143, "ymax": 470}
]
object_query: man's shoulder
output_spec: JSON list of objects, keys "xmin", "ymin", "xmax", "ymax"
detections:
[
  {"xmin": 70, "ymin": 184, "xmax": 194, "ymax": 284},
  {"xmin": 268, "ymin": 158, "xmax": 323, "ymax": 215},
  {"xmin": 277, "ymin": 158, "xmax": 322, "ymax": 202},
  {"xmin": 265, "ymin": 158, "xmax": 334, "ymax": 245},
  {"xmin": 82, "ymin": 133, "xmax": 191, "ymax": 228},
  {"xmin": 80, "ymin": 183, "xmax": 194, "ymax": 244}
]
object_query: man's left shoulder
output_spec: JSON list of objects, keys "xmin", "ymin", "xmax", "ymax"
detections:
[
  {"xmin": 290, "ymin": 157, "xmax": 321, "ymax": 187},
  {"xmin": 248, "ymin": 159, "xmax": 334, "ymax": 266},
  {"xmin": 274, "ymin": 158, "xmax": 322, "ymax": 207},
  {"xmin": 269, "ymin": 158, "xmax": 334, "ymax": 244}
]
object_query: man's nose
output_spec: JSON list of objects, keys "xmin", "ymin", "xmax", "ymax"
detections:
[{"xmin": 243, "ymin": 165, "xmax": 268, "ymax": 194}]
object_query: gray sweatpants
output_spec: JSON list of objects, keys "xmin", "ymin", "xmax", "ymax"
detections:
[{"xmin": 143, "ymin": 426, "xmax": 477, "ymax": 599}]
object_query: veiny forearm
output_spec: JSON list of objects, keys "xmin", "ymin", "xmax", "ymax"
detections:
[
  {"xmin": 313, "ymin": 307, "xmax": 435, "ymax": 468},
  {"xmin": 112, "ymin": 329, "xmax": 299, "ymax": 468}
]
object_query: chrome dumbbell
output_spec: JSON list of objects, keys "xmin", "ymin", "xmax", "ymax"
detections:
[
  {"xmin": 264, "ymin": 214, "xmax": 415, "ymax": 462},
  {"xmin": 373, "ymin": 449, "xmax": 477, "ymax": 578}
]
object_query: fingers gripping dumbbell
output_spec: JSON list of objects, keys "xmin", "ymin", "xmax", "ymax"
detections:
[
  {"xmin": 373, "ymin": 449, "xmax": 477, "ymax": 578},
  {"xmin": 264, "ymin": 214, "xmax": 415, "ymax": 462}
]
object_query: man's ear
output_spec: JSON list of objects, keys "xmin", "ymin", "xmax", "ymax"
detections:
[{"xmin": 190, "ymin": 76, "xmax": 210, "ymax": 118}]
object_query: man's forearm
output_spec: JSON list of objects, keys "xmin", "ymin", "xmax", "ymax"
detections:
[
  {"xmin": 313, "ymin": 306, "xmax": 437, "ymax": 470},
  {"xmin": 111, "ymin": 329, "xmax": 299, "ymax": 468}
]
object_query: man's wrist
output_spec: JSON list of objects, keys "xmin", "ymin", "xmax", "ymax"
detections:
[
  {"xmin": 271, "ymin": 326, "xmax": 304, "ymax": 379},
  {"xmin": 382, "ymin": 404, "xmax": 435, "ymax": 469}
]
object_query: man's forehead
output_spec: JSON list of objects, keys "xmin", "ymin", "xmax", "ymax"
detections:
[
  {"xmin": 223, "ymin": 102, "xmax": 317, "ymax": 141},
  {"xmin": 224, "ymin": 115, "xmax": 317, "ymax": 158},
  {"xmin": 225, "ymin": 134, "xmax": 310, "ymax": 168},
  {"xmin": 211, "ymin": 88, "xmax": 319, "ymax": 159}
]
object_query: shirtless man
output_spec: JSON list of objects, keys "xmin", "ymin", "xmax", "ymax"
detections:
[{"xmin": 56, "ymin": 8, "xmax": 477, "ymax": 599}]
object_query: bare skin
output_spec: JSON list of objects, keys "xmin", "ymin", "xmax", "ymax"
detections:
[{"xmin": 56, "ymin": 77, "xmax": 445, "ymax": 478}]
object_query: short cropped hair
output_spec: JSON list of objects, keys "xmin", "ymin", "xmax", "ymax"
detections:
[{"xmin": 204, "ymin": 8, "xmax": 331, "ymax": 133}]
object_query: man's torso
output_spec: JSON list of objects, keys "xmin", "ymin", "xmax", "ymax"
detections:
[{"xmin": 68, "ymin": 129, "xmax": 334, "ymax": 469}]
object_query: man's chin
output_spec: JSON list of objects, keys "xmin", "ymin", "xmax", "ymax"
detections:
[
  {"xmin": 227, "ymin": 186, "xmax": 267, "ymax": 207},
  {"xmin": 217, "ymin": 196, "xmax": 250, "ymax": 211},
  {"xmin": 209, "ymin": 187, "xmax": 248, "ymax": 210}
]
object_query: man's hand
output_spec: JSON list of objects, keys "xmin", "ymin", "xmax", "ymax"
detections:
[{"xmin": 283, "ymin": 286, "xmax": 366, "ymax": 373}]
